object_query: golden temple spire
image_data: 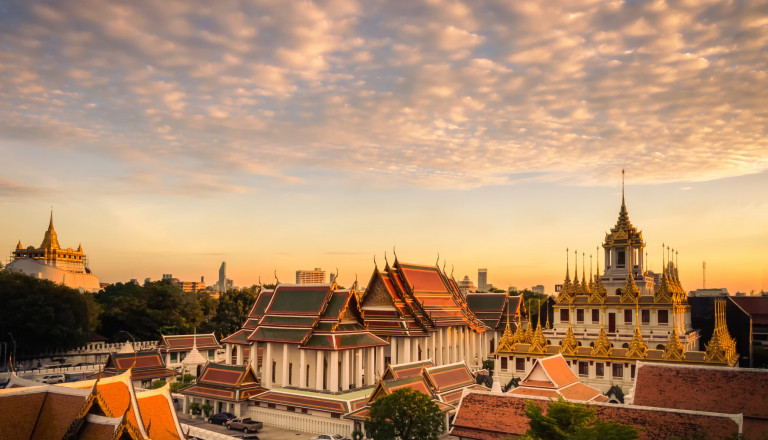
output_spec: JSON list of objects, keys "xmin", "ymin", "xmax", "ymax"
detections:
[
  {"xmin": 705, "ymin": 299, "xmax": 737, "ymax": 364},
  {"xmin": 591, "ymin": 305, "xmax": 612, "ymax": 357},
  {"xmin": 573, "ymin": 249, "xmax": 580, "ymax": 288},
  {"xmin": 589, "ymin": 246, "xmax": 607, "ymax": 303},
  {"xmin": 625, "ymin": 297, "xmax": 648, "ymax": 359},
  {"xmin": 529, "ymin": 299, "xmax": 548, "ymax": 354},
  {"xmin": 545, "ymin": 297, "xmax": 551, "ymax": 329},
  {"xmin": 560, "ymin": 304, "xmax": 578, "ymax": 356},
  {"xmin": 558, "ymin": 248, "xmax": 574, "ymax": 303},
  {"xmin": 620, "ymin": 264, "xmax": 640, "ymax": 303},
  {"xmin": 663, "ymin": 326, "xmax": 685, "ymax": 361},
  {"xmin": 581, "ymin": 252, "xmax": 590, "ymax": 295}
]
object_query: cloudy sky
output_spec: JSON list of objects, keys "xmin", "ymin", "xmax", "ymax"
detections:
[{"xmin": 1, "ymin": 0, "xmax": 766, "ymax": 293}]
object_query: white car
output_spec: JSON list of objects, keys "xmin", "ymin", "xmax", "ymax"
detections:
[
  {"xmin": 310, "ymin": 435, "xmax": 347, "ymax": 440},
  {"xmin": 41, "ymin": 374, "xmax": 65, "ymax": 384}
]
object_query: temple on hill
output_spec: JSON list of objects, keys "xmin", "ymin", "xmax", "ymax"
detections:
[
  {"xmin": 5, "ymin": 212, "xmax": 100, "ymax": 292},
  {"xmin": 493, "ymin": 180, "xmax": 739, "ymax": 398}
]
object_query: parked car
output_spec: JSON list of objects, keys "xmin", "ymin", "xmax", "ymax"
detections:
[
  {"xmin": 41, "ymin": 374, "xmax": 65, "ymax": 384},
  {"xmin": 227, "ymin": 417, "xmax": 263, "ymax": 433},
  {"xmin": 208, "ymin": 412, "xmax": 235, "ymax": 425},
  {"xmin": 310, "ymin": 435, "xmax": 348, "ymax": 440}
]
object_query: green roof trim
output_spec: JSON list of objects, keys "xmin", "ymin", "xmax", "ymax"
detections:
[
  {"xmin": 260, "ymin": 315, "xmax": 316, "ymax": 327},
  {"xmin": 251, "ymin": 327, "xmax": 310, "ymax": 343},
  {"xmin": 268, "ymin": 287, "xmax": 330, "ymax": 313},
  {"xmin": 303, "ymin": 335, "xmax": 333, "ymax": 348},
  {"xmin": 338, "ymin": 333, "xmax": 385, "ymax": 348}
]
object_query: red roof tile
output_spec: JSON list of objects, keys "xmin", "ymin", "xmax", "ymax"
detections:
[
  {"xmin": 631, "ymin": 362, "xmax": 768, "ymax": 437},
  {"xmin": 451, "ymin": 392, "xmax": 742, "ymax": 440}
]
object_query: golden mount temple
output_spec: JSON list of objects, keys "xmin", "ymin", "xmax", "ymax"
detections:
[
  {"xmin": 5, "ymin": 212, "xmax": 100, "ymax": 292},
  {"xmin": 493, "ymin": 177, "xmax": 739, "ymax": 401}
]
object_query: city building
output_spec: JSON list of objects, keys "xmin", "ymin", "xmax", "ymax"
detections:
[
  {"xmin": 730, "ymin": 296, "xmax": 768, "ymax": 366},
  {"xmin": 458, "ymin": 275, "xmax": 476, "ymax": 293},
  {"xmin": 477, "ymin": 269, "xmax": 489, "ymax": 292},
  {"xmin": 492, "ymin": 188, "xmax": 740, "ymax": 397},
  {"xmin": 690, "ymin": 288, "xmax": 729, "ymax": 297},
  {"xmin": 296, "ymin": 267, "xmax": 326, "ymax": 284},
  {"xmin": 161, "ymin": 274, "xmax": 206, "ymax": 293},
  {"xmin": 4, "ymin": 212, "xmax": 100, "ymax": 292},
  {"xmin": 531, "ymin": 285, "xmax": 545, "ymax": 294},
  {"xmin": 217, "ymin": 261, "xmax": 233, "ymax": 292}
]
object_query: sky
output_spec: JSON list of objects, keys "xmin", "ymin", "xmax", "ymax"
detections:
[{"xmin": 0, "ymin": 0, "xmax": 766, "ymax": 294}]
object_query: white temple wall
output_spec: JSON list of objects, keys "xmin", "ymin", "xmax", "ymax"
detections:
[{"xmin": 248, "ymin": 406, "xmax": 354, "ymax": 437}]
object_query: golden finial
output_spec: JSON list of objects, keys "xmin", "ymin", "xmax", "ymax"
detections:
[
  {"xmin": 274, "ymin": 270, "xmax": 280, "ymax": 285},
  {"xmin": 545, "ymin": 298, "xmax": 550, "ymax": 329},
  {"xmin": 622, "ymin": 168, "xmax": 625, "ymax": 202}
]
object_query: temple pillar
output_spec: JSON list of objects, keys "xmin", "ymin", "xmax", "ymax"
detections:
[
  {"xmin": 315, "ymin": 350, "xmax": 324, "ymax": 391},
  {"xmin": 391, "ymin": 337, "xmax": 398, "ymax": 365},
  {"xmin": 437, "ymin": 328, "xmax": 444, "ymax": 365},
  {"xmin": 264, "ymin": 343, "xmax": 272, "ymax": 389},
  {"xmin": 236, "ymin": 344, "xmax": 243, "ymax": 365},
  {"xmin": 471, "ymin": 331, "xmax": 477, "ymax": 367},
  {"xmin": 250, "ymin": 341, "xmax": 258, "ymax": 368},
  {"xmin": 356, "ymin": 349, "xmax": 363, "ymax": 387},
  {"xmin": 403, "ymin": 338, "xmax": 411, "ymax": 363},
  {"xmin": 342, "ymin": 350, "xmax": 351, "ymax": 390},
  {"xmin": 430, "ymin": 333, "xmax": 436, "ymax": 362},
  {"xmin": 165, "ymin": 352, "xmax": 171, "ymax": 366},
  {"xmin": 281, "ymin": 344, "xmax": 289, "ymax": 387},
  {"xmin": 299, "ymin": 349, "xmax": 306, "ymax": 389},
  {"xmin": 376, "ymin": 346, "xmax": 385, "ymax": 380},
  {"xmin": 366, "ymin": 347, "xmax": 375, "ymax": 386},
  {"xmin": 225, "ymin": 343, "xmax": 232, "ymax": 364},
  {"xmin": 330, "ymin": 351, "xmax": 339, "ymax": 392},
  {"xmin": 458, "ymin": 327, "xmax": 464, "ymax": 362}
]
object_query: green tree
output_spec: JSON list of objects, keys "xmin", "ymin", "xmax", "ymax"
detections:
[
  {"xmin": 365, "ymin": 388, "xmax": 444, "ymax": 440},
  {"xmin": 209, "ymin": 286, "xmax": 259, "ymax": 337},
  {"xmin": 514, "ymin": 289, "xmax": 550, "ymax": 325},
  {"xmin": 0, "ymin": 271, "xmax": 99, "ymax": 354},
  {"xmin": 97, "ymin": 280, "xmax": 203, "ymax": 341},
  {"xmin": 522, "ymin": 398, "xmax": 638, "ymax": 440}
]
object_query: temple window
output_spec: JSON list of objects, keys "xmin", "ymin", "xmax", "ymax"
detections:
[
  {"xmin": 501, "ymin": 357, "xmax": 508, "ymax": 370},
  {"xmin": 612, "ymin": 363, "xmax": 623, "ymax": 378},
  {"xmin": 578, "ymin": 361, "xmax": 589, "ymax": 377},
  {"xmin": 631, "ymin": 365, "xmax": 636, "ymax": 379},
  {"xmin": 170, "ymin": 352, "xmax": 177, "ymax": 363},
  {"xmin": 592, "ymin": 309, "xmax": 600, "ymax": 323},
  {"xmin": 596, "ymin": 363, "xmax": 604, "ymax": 378},
  {"xmin": 287, "ymin": 406, "xmax": 296, "ymax": 412},
  {"xmin": 617, "ymin": 250, "xmax": 626, "ymax": 267},
  {"xmin": 306, "ymin": 365, "xmax": 310, "ymax": 387},
  {"xmin": 516, "ymin": 358, "xmax": 525, "ymax": 372},
  {"xmin": 658, "ymin": 310, "xmax": 669, "ymax": 324},
  {"xmin": 560, "ymin": 309, "xmax": 569, "ymax": 323},
  {"xmin": 288, "ymin": 363, "xmax": 293, "ymax": 385},
  {"xmin": 641, "ymin": 309, "xmax": 650, "ymax": 324},
  {"xmin": 272, "ymin": 361, "xmax": 276, "ymax": 383},
  {"xmin": 624, "ymin": 310, "xmax": 632, "ymax": 324},
  {"xmin": 576, "ymin": 309, "xmax": 584, "ymax": 323}
]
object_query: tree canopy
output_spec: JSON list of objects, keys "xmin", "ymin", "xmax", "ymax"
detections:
[
  {"xmin": 365, "ymin": 388, "xmax": 444, "ymax": 440},
  {"xmin": 522, "ymin": 398, "xmax": 638, "ymax": 440},
  {"xmin": 204, "ymin": 285, "xmax": 259, "ymax": 337},
  {"xmin": 96, "ymin": 280, "xmax": 203, "ymax": 341},
  {"xmin": 0, "ymin": 271, "xmax": 99, "ymax": 354}
]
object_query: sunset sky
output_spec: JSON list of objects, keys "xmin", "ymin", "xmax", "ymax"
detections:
[{"xmin": 1, "ymin": 0, "xmax": 766, "ymax": 293}]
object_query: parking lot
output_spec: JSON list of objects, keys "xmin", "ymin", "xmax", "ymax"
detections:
[{"xmin": 177, "ymin": 413, "xmax": 308, "ymax": 440}]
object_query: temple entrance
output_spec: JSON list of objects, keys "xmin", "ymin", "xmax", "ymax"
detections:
[{"xmin": 608, "ymin": 313, "xmax": 616, "ymax": 333}]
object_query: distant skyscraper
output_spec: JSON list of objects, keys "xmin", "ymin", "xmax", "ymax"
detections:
[
  {"xmin": 296, "ymin": 267, "xmax": 325, "ymax": 284},
  {"xmin": 531, "ymin": 284, "xmax": 545, "ymax": 294},
  {"xmin": 218, "ymin": 262, "xmax": 226, "ymax": 292},
  {"xmin": 478, "ymin": 268, "xmax": 488, "ymax": 292}
]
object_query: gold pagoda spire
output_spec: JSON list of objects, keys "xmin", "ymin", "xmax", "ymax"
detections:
[
  {"xmin": 625, "ymin": 297, "xmax": 648, "ymax": 359},
  {"xmin": 591, "ymin": 306, "xmax": 612, "ymax": 357},
  {"xmin": 557, "ymin": 248, "xmax": 573, "ymax": 303},
  {"xmin": 620, "ymin": 263, "xmax": 640, "ymax": 303},
  {"xmin": 495, "ymin": 296, "xmax": 517, "ymax": 353},
  {"xmin": 523, "ymin": 300, "xmax": 534, "ymax": 344},
  {"xmin": 704, "ymin": 299, "xmax": 737, "ymax": 364},
  {"xmin": 589, "ymin": 246, "xmax": 607, "ymax": 303},
  {"xmin": 560, "ymin": 304, "xmax": 578, "ymax": 356},
  {"xmin": 654, "ymin": 243, "xmax": 672, "ymax": 303},
  {"xmin": 40, "ymin": 210, "xmax": 61, "ymax": 250},
  {"xmin": 662, "ymin": 328, "xmax": 686, "ymax": 361},
  {"xmin": 529, "ymin": 300, "xmax": 548, "ymax": 354},
  {"xmin": 581, "ymin": 252, "xmax": 590, "ymax": 295},
  {"xmin": 588, "ymin": 253, "xmax": 594, "ymax": 292},
  {"xmin": 573, "ymin": 249, "xmax": 582, "ymax": 295}
]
